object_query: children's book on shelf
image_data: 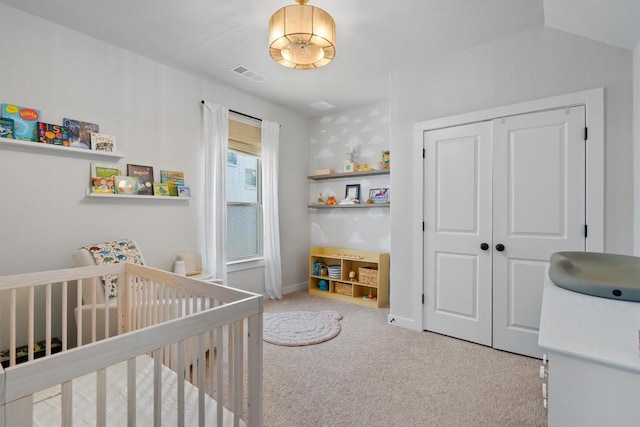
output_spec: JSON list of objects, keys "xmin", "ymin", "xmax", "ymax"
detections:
[
  {"xmin": 63, "ymin": 118, "xmax": 98, "ymax": 149},
  {"xmin": 160, "ymin": 170, "xmax": 185, "ymax": 196},
  {"xmin": 153, "ymin": 182, "xmax": 169, "ymax": 196},
  {"xmin": 38, "ymin": 122, "xmax": 70, "ymax": 146},
  {"xmin": 91, "ymin": 176, "xmax": 114, "ymax": 193},
  {"xmin": 90, "ymin": 162, "xmax": 122, "ymax": 194},
  {"xmin": 1, "ymin": 103, "xmax": 40, "ymax": 141},
  {"xmin": 0, "ymin": 118, "xmax": 14, "ymax": 138},
  {"xmin": 91, "ymin": 162, "xmax": 121, "ymax": 178},
  {"xmin": 90, "ymin": 132, "xmax": 117, "ymax": 152},
  {"xmin": 127, "ymin": 164, "xmax": 154, "ymax": 195},
  {"xmin": 177, "ymin": 185, "xmax": 191, "ymax": 198},
  {"xmin": 114, "ymin": 176, "xmax": 139, "ymax": 195}
]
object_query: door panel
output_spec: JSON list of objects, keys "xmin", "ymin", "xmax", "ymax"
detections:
[
  {"xmin": 508, "ymin": 259, "xmax": 547, "ymax": 331},
  {"xmin": 424, "ymin": 122, "xmax": 493, "ymax": 346},
  {"xmin": 509, "ymin": 126, "xmax": 564, "ymax": 236},
  {"xmin": 435, "ymin": 252, "xmax": 478, "ymax": 319},
  {"xmin": 492, "ymin": 106, "xmax": 586, "ymax": 358}
]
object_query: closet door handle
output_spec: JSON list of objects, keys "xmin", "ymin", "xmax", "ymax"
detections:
[
  {"xmin": 480, "ymin": 243, "xmax": 489, "ymax": 251},
  {"xmin": 496, "ymin": 244, "xmax": 505, "ymax": 252}
]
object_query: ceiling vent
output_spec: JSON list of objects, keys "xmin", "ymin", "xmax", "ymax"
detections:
[
  {"xmin": 231, "ymin": 65, "xmax": 268, "ymax": 83},
  {"xmin": 309, "ymin": 100, "xmax": 336, "ymax": 112}
]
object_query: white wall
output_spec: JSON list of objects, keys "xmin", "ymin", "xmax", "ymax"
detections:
[
  {"xmin": 0, "ymin": 4, "xmax": 310, "ymax": 347},
  {"xmin": 388, "ymin": 26, "xmax": 634, "ymax": 328},
  {"xmin": 308, "ymin": 101, "xmax": 391, "ymax": 252},
  {"xmin": 634, "ymin": 37, "xmax": 640, "ymax": 256}
]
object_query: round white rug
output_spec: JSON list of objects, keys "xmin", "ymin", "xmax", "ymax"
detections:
[{"xmin": 263, "ymin": 310, "xmax": 343, "ymax": 346}]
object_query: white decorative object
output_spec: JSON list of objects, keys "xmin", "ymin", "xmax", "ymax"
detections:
[{"xmin": 174, "ymin": 260, "xmax": 186, "ymax": 275}]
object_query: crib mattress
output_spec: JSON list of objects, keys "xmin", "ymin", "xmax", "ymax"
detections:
[{"xmin": 32, "ymin": 354, "xmax": 243, "ymax": 427}]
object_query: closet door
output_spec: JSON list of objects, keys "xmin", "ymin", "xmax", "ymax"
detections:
[
  {"xmin": 423, "ymin": 122, "xmax": 493, "ymax": 346},
  {"xmin": 492, "ymin": 106, "xmax": 586, "ymax": 358}
]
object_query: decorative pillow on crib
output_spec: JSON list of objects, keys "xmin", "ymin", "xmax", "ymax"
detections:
[{"xmin": 83, "ymin": 239, "xmax": 144, "ymax": 298}]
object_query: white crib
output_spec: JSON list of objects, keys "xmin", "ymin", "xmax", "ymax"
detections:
[{"xmin": 0, "ymin": 263, "xmax": 263, "ymax": 426}]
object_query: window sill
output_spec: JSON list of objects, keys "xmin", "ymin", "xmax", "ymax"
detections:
[{"xmin": 227, "ymin": 257, "xmax": 265, "ymax": 273}]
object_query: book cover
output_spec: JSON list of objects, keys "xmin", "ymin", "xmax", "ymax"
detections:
[
  {"xmin": 90, "ymin": 132, "xmax": 117, "ymax": 152},
  {"xmin": 127, "ymin": 164, "xmax": 154, "ymax": 195},
  {"xmin": 114, "ymin": 176, "xmax": 139, "ymax": 194},
  {"xmin": 91, "ymin": 176, "xmax": 114, "ymax": 193},
  {"xmin": 160, "ymin": 170, "xmax": 185, "ymax": 185},
  {"xmin": 90, "ymin": 162, "xmax": 121, "ymax": 193},
  {"xmin": 38, "ymin": 122, "xmax": 70, "ymax": 146},
  {"xmin": 160, "ymin": 170, "xmax": 185, "ymax": 196},
  {"xmin": 90, "ymin": 162, "xmax": 121, "ymax": 178},
  {"xmin": 63, "ymin": 118, "xmax": 98, "ymax": 149},
  {"xmin": 177, "ymin": 185, "xmax": 191, "ymax": 198},
  {"xmin": 153, "ymin": 182, "xmax": 169, "ymax": 196},
  {"xmin": 1, "ymin": 104, "xmax": 40, "ymax": 141},
  {"xmin": 0, "ymin": 118, "xmax": 14, "ymax": 138}
]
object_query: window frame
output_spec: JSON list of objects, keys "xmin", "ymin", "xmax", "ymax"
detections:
[{"xmin": 225, "ymin": 116, "xmax": 264, "ymax": 264}]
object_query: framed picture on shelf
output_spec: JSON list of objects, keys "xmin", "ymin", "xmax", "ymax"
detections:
[
  {"xmin": 369, "ymin": 187, "xmax": 389, "ymax": 204},
  {"xmin": 345, "ymin": 184, "xmax": 360, "ymax": 201}
]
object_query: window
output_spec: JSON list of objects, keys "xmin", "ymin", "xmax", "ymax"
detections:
[{"xmin": 226, "ymin": 118, "xmax": 262, "ymax": 261}]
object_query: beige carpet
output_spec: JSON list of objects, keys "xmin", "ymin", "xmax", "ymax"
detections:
[{"xmin": 263, "ymin": 290, "xmax": 546, "ymax": 427}]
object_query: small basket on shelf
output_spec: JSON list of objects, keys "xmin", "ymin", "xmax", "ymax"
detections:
[
  {"xmin": 335, "ymin": 282, "xmax": 352, "ymax": 296},
  {"xmin": 358, "ymin": 267, "xmax": 378, "ymax": 286}
]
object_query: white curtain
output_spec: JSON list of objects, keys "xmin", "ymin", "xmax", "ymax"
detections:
[
  {"xmin": 261, "ymin": 120, "xmax": 283, "ymax": 299},
  {"xmin": 201, "ymin": 101, "xmax": 228, "ymax": 283}
]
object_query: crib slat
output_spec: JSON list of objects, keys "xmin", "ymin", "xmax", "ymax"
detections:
[
  {"xmin": 127, "ymin": 357, "xmax": 136, "ymax": 427},
  {"xmin": 4, "ymin": 395, "xmax": 32, "ymax": 427},
  {"xmin": 46, "ymin": 283, "xmax": 51, "ymax": 356},
  {"xmin": 77, "ymin": 279, "xmax": 83, "ymax": 346},
  {"xmin": 10, "ymin": 289, "xmax": 16, "ymax": 366},
  {"xmin": 28, "ymin": 287, "xmax": 34, "ymax": 362},
  {"xmin": 227, "ymin": 322, "xmax": 234, "ymax": 414},
  {"xmin": 177, "ymin": 340, "xmax": 186, "ymax": 427},
  {"xmin": 91, "ymin": 277, "xmax": 97, "ymax": 343},
  {"xmin": 103, "ymin": 276, "xmax": 110, "ymax": 339},
  {"xmin": 198, "ymin": 333, "xmax": 205, "ymax": 427},
  {"xmin": 97, "ymin": 368, "xmax": 107, "ymax": 427},
  {"xmin": 153, "ymin": 348, "xmax": 162, "ymax": 427},
  {"xmin": 216, "ymin": 325, "xmax": 224, "ymax": 427},
  {"xmin": 144, "ymin": 277, "xmax": 149, "ymax": 328},
  {"xmin": 233, "ymin": 320, "xmax": 242, "ymax": 427},
  {"xmin": 247, "ymin": 312, "xmax": 263, "ymax": 427},
  {"xmin": 61, "ymin": 380, "xmax": 73, "ymax": 426},
  {"xmin": 62, "ymin": 281, "xmax": 68, "ymax": 351}
]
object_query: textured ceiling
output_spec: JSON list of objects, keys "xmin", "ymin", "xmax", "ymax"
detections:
[{"xmin": 1, "ymin": 0, "xmax": 638, "ymax": 117}]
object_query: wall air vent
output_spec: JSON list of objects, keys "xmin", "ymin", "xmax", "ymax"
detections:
[
  {"xmin": 230, "ymin": 65, "xmax": 268, "ymax": 83},
  {"xmin": 309, "ymin": 100, "xmax": 336, "ymax": 112}
]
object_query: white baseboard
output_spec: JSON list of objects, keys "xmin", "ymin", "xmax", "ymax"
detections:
[
  {"xmin": 387, "ymin": 314, "xmax": 420, "ymax": 331},
  {"xmin": 282, "ymin": 281, "xmax": 308, "ymax": 295}
]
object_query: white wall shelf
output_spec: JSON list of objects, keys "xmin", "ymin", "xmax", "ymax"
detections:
[
  {"xmin": 307, "ymin": 169, "xmax": 389, "ymax": 180},
  {"xmin": 0, "ymin": 136, "xmax": 125, "ymax": 159},
  {"xmin": 85, "ymin": 189, "xmax": 191, "ymax": 201},
  {"xmin": 308, "ymin": 203, "xmax": 390, "ymax": 209}
]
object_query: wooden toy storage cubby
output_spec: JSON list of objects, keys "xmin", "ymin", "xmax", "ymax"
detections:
[{"xmin": 309, "ymin": 247, "xmax": 389, "ymax": 308}]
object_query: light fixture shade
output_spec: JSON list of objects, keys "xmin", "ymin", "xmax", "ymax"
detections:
[{"xmin": 269, "ymin": 1, "xmax": 335, "ymax": 69}]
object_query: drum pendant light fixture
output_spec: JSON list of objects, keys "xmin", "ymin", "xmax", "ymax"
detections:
[{"xmin": 269, "ymin": 0, "xmax": 336, "ymax": 69}]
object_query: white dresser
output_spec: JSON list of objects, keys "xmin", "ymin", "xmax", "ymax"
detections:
[{"xmin": 538, "ymin": 277, "xmax": 640, "ymax": 426}]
